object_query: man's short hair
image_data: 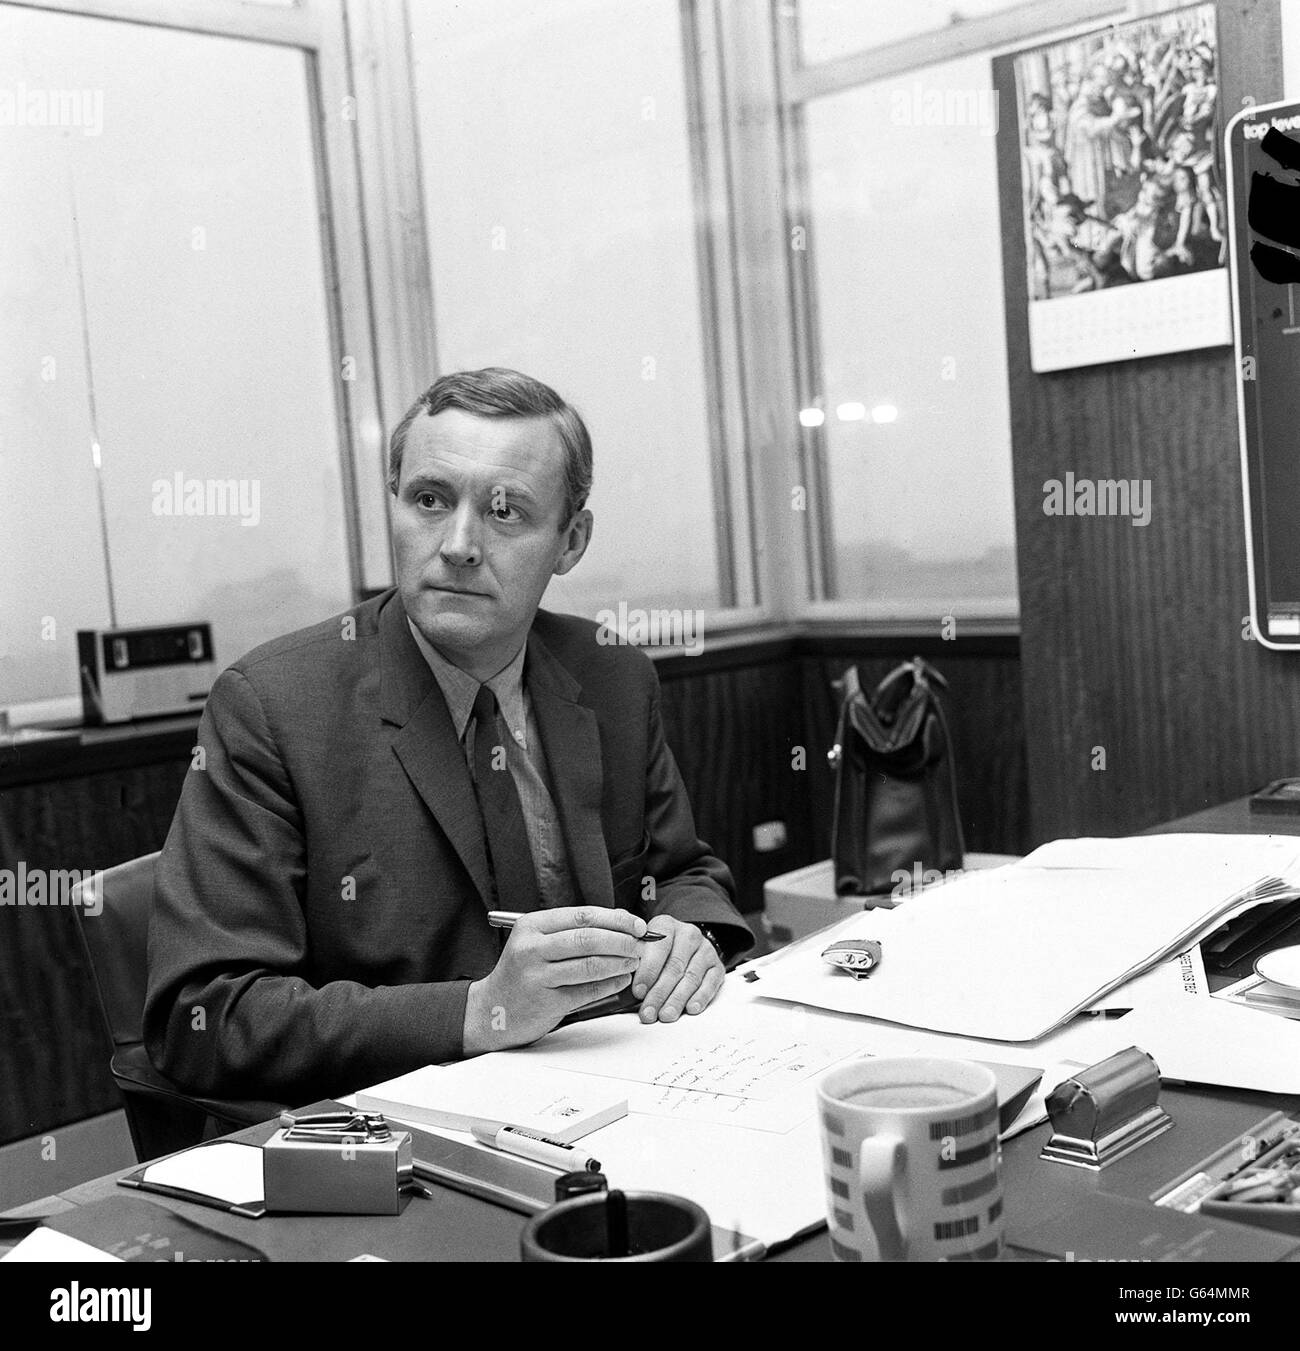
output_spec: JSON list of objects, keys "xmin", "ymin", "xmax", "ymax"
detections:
[{"xmin": 387, "ymin": 367, "xmax": 593, "ymax": 528}]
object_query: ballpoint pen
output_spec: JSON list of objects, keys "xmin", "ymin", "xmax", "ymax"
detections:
[{"xmin": 487, "ymin": 910, "xmax": 665, "ymax": 940}]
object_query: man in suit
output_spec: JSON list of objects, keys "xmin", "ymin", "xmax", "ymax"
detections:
[{"xmin": 145, "ymin": 367, "xmax": 751, "ymax": 1104}]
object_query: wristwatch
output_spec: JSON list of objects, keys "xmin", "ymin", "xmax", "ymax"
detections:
[{"xmin": 693, "ymin": 923, "xmax": 727, "ymax": 963}]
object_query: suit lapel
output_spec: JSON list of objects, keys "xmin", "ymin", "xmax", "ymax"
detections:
[
  {"xmin": 379, "ymin": 594, "xmax": 493, "ymax": 908},
  {"xmin": 526, "ymin": 630, "xmax": 614, "ymax": 909}
]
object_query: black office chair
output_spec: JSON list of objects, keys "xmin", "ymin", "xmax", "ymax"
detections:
[{"xmin": 71, "ymin": 853, "xmax": 285, "ymax": 1162}]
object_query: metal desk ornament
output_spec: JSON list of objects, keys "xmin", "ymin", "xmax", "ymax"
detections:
[
  {"xmin": 264, "ymin": 1110, "xmax": 423, "ymax": 1214},
  {"xmin": 821, "ymin": 938, "xmax": 883, "ymax": 979},
  {"xmin": 1040, "ymin": 1046, "xmax": 1173, "ymax": 1171}
]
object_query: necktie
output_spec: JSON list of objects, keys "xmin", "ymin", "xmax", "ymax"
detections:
[{"xmin": 470, "ymin": 684, "xmax": 541, "ymax": 912}]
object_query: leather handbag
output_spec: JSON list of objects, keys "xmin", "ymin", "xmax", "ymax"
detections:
[{"xmin": 828, "ymin": 657, "xmax": 965, "ymax": 902}]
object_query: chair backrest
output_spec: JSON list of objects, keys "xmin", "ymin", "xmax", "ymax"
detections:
[{"xmin": 71, "ymin": 853, "xmax": 160, "ymax": 1051}]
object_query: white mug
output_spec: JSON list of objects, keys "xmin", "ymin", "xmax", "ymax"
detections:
[{"xmin": 817, "ymin": 1056, "xmax": 1004, "ymax": 1262}]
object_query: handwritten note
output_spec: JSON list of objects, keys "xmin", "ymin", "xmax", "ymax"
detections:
[
  {"xmin": 635, "ymin": 1035, "xmax": 830, "ymax": 1100},
  {"xmin": 626, "ymin": 1083, "xmax": 813, "ymax": 1133},
  {"xmin": 504, "ymin": 1004, "xmax": 868, "ymax": 1110}
]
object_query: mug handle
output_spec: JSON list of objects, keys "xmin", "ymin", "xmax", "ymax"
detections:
[{"xmin": 858, "ymin": 1137, "xmax": 906, "ymax": 1261}]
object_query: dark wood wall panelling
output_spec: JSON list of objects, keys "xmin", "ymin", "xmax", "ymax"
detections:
[
  {"xmin": 0, "ymin": 636, "xmax": 1028, "ymax": 1146},
  {"xmin": 0, "ymin": 761, "xmax": 189, "ymax": 1145},
  {"xmin": 656, "ymin": 643, "xmax": 812, "ymax": 918},
  {"xmin": 991, "ymin": 0, "xmax": 1288, "ymax": 843}
]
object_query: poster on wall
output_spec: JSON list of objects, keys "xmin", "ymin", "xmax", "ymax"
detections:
[{"xmin": 1012, "ymin": 2, "xmax": 1231, "ymax": 372}]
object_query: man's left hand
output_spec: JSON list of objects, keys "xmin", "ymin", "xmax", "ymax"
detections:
[{"xmin": 632, "ymin": 915, "xmax": 725, "ymax": 1023}]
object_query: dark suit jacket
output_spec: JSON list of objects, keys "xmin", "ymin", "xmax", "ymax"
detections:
[{"xmin": 144, "ymin": 588, "xmax": 751, "ymax": 1103}]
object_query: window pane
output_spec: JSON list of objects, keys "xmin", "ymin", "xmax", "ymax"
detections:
[
  {"xmin": 0, "ymin": 80, "xmax": 111, "ymax": 705},
  {"xmin": 804, "ymin": 54, "xmax": 1018, "ymax": 612},
  {"xmin": 0, "ymin": 6, "xmax": 352, "ymax": 707},
  {"xmin": 797, "ymin": 0, "xmax": 1029, "ymax": 66},
  {"xmin": 410, "ymin": 0, "xmax": 724, "ymax": 618}
]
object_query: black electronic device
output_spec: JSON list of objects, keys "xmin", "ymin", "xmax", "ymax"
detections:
[
  {"xmin": 1202, "ymin": 895, "xmax": 1300, "ymax": 977},
  {"xmin": 1227, "ymin": 100, "xmax": 1300, "ymax": 648},
  {"xmin": 1250, "ymin": 777, "xmax": 1300, "ymax": 813}
]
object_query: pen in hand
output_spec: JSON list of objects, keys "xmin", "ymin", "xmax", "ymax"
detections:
[{"xmin": 486, "ymin": 910, "xmax": 666, "ymax": 940}]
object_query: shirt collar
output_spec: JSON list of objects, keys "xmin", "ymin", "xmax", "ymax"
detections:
[{"xmin": 406, "ymin": 618, "xmax": 528, "ymax": 746}]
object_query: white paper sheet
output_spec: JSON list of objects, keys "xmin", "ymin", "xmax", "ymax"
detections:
[
  {"xmin": 358, "ymin": 1059, "xmax": 627, "ymax": 1139},
  {"xmin": 625, "ymin": 1084, "xmax": 812, "ymax": 1133},
  {"xmin": 1, "ymin": 1228, "xmax": 123, "ymax": 1262},
  {"xmin": 748, "ymin": 835, "xmax": 1300, "ymax": 1041},
  {"xmin": 861, "ymin": 1009, "xmax": 1111, "ymax": 1069},
  {"xmin": 501, "ymin": 1003, "xmax": 869, "ymax": 1101},
  {"xmin": 1089, "ymin": 947, "xmax": 1207, "ymax": 1011},
  {"xmin": 578, "ymin": 1109, "xmax": 827, "ymax": 1249},
  {"xmin": 1052, "ymin": 996, "xmax": 1300, "ymax": 1095},
  {"xmin": 139, "ymin": 1141, "xmax": 264, "ymax": 1206}
]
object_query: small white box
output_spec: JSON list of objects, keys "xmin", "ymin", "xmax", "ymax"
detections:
[{"xmin": 760, "ymin": 861, "xmax": 862, "ymax": 948}]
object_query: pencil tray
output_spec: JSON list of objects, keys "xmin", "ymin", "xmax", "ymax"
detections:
[{"xmin": 1199, "ymin": 1130, "xmax": 1300, "ymax": 1237}]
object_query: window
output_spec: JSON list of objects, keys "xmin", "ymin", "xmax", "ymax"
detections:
[
  {"xmin": 800, "ymin": 53, "xmax": 1019, "ymax": 614},
  {"xmin": 408, "ymin": 0, "xmax": 754, "ymax": 619},
  {"xmin": 0, "ymin": 2, "xmax": 360, "ymax": 709},
  {"xmin": 783, "ymin": 1, "xmax": 1068, "ymax": 620},
  {"xmin": 784, "ymin": 0, "xmax": 1124, "ymax": 620}
]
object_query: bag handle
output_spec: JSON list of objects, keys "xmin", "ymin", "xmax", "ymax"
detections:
[
  {"xmin": 874, "ymin": 655, "xmax": 949, "ymax": 706},
  {"xmin": 827, "ymin": 666, "xmax": 859, "ymax": 771}
]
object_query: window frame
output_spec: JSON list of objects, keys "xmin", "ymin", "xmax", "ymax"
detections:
[{"xmin": 774, "ymin": 0, "xmax": 1128, "ymax": 628}]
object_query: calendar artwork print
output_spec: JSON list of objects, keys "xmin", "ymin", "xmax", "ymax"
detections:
[{"xmin": 1012, "ymin": 2, "xmax": 1231, "ymax": 371}]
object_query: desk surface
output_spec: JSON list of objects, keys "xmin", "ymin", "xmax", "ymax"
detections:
[
  {"xmin": 12, "ymin": 795, "xmax": 1300, "ymax": 1263},
  {"xmin": 778, "ymin": 1083, "xmax": 1300, "ymax": 1261},
  {"xmin": 42, "ymin": 1107, "xmax": 525, "ymax": 1263},
  {"xmin": 14, "ymin": 1082, "xmax": 1298, "ymax": 1264},
  {"xmin": 1145, "ymin": 795, "xmax": 1300, "ymax": 837}
]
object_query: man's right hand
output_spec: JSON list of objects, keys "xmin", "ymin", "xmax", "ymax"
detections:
[{"xmin": 461, "ymin": 907, "xmax": 648, "ymax": 1054}]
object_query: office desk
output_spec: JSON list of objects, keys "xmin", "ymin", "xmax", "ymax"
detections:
[
  {"xmin": 12, "ymin": 797, "xmax": 1300, "ymax": 1263},
  {"xmin": 777, "ymin": 1082, "xmax": 1300, "ymax": 1262},
  {"xmin": 769, "ymin": 798, "xmax": 1300, "ymax": 1258},
  {"xmin": 26, "ymin": 1109, "xmax": 524, "ymax": 1263},
  {"xmin": 1144, "ymin": 795, "xmax": 1300, "ymax": 837},
  {"xmin": 13, "ymin": 1066, "xmax": 1300, "ymax": 1263}
]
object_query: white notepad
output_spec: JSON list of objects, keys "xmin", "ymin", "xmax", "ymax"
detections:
[
  {"xmin": 137, "ymin": 1141, "xmax": 264, "ymax": 1206},
  {"xmin": 358, "ymin": 1059, "xmax": 627, "ymax": 1142}
]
